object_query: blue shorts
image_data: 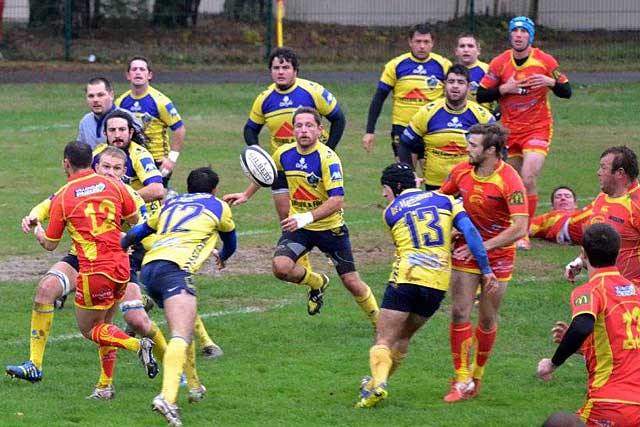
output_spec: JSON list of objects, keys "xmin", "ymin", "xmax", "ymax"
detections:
[
  {"xmin": 60, "ymin": 253, "xmax": 79, "ymax": 272},
  {"xmin": 140, "ymin": 260, "xmax": 196, "ymax": 308},
  {"xmin": 274, "ymin": 225, "xmax": 356, "ymax": 275},
  {"xmin": 381, "ymin": 282, "xmax": 445, "ymax": 318},
  {"xmin": 128, "ymin": 243, "xmax": 145, "ymax": 284}
]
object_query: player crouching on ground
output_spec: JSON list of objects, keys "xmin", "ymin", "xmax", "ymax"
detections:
[
  {"xmin": 355, "ymin": 163, "xmax": 497, "ymax": 408},
  {"xmin": 122, "ymin": 166, "xmax": 236, "ymax": 427}
]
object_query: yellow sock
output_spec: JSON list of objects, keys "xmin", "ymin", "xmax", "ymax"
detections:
[
  {"xmin": 30, "ymin": 302, "xmax": 55, "ymax": 369},
  {"xmin": 299, "ymin": 268, "xmax": 324, "ymax": 290},
  {"xmin": 161, "ymin": 337, "xmax": 189, "ymax": 404},
  {"xmin": 388, "ymin": 349, "xmax": 407, "ymax": 378},
  {"xmin": 148, "ymin": 321, "xmax": 167, "ymax": 362},
  {"xmin": 297, "ymin": 252, "xmax": 312, "ymax": 271},
  {"xmin": 356, "ymin": 286, "xmax": 380, "ymax": 326},
  {"xmin": 183, "ymin": 341, "xmax": 201, "ymax": 389},
  {"xmin": 454, "ymin": 337, "xmax": 474, "ymax": 383},
  {"xmin": 194, "ymin": 315, "xmax": 215, "ymax": 348},
  {"xmin": 370, "ymin": 345, "xmax": 392, "ymax": 387},
  {"xmin": 97, "ymin": 346, "xmax": 117, "ymax": 388}
]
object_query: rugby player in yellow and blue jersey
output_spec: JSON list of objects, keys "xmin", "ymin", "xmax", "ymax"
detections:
[
  {"xmin": 226, "ymin": 107, "xmax": 379, "ymax": 326},
  {"xmin": 399, "ymin": 64, "xmax": 495, "ymax": 190},
  {"xmin": 355, "ymin": 163, "xmax": 497, "ymax": 408},
  {"xmin": 454, "ymin": 33, "xmax": 493, "ymax": 111},
  {"xmin": 121, "ymin": 166, "xmax": 237, "ymax": 427},
  {"xmin": 116, "ymin": 56, "xmax": 185, "ymax": 186},
  {"xmin": 245, "ymin": 47, "xmax": 346, "ymax": 298},
  {"xmin": 363, "ymin": 23, "xmax": 452, "ymax": 159}
]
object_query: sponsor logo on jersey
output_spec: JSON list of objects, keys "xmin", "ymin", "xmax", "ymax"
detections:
[
  {"xmin": 274, "ymin": 122, "xmax": 294, "ymax": 138},
  {"xmin": 130, "ymin": 101, "xmax": 142, "ymax": 112},
  {"xmin": 615, "ymin": 284, "xmax": 636, "ymax": 297},
  {"xmin": 402, "ymin": 88, "xmax": 428, "ymax": 101},
  {"xmin": 329, "ymin": 164, "xmax": 342, "ymax": 182},
  {"xmin": 413, "ymin": 64, "xmax": 427, "ymax": 75},
  {"xmin": 75, "ymin": 182, "xmax": 106, "ymax": 197},
  {"xmin": 509, "ymin": 190, "xmax": 525, "ymax": 205},
  {"xmin": 447, "ymin": 117, "xmax": 463, "ymax": 129},
  {"xmin": 292, "ymin": 186, "xmax": 317, "ymax": 201},
  {"xmin": 279, "ymin": 96, "xmax": 293, "ymax": 108},
  {"xmin": 573, "ymin": 293, "xmax": 590, "ymax": 307},
  {"xmin": 141, "ymin": 158, "xmax": 159, "ymax": 173},
  {"xmin": 322, "ymin": 89, "xmax": 334, "ymax": 104},
  {"xmin": 306, "ymin": 172, "xmax": 320, "ymax": 187},
  {"xmin": 426, "ymin": 75, "xmax": 440, "ymax": 87},
  {"xmin": 608, "ymin": 215, "xmax": 625, "ymax": 224},
  {"xmin": 167, "ymin": 103, "xmax": 178, "ymax": 117},
  {"xmin": 295, "ymin": 157, "xmax": 308, "ymax": 170},
  {"xmin": 469, "ymin": 81, "xmax": 479, "ymax": 93}
]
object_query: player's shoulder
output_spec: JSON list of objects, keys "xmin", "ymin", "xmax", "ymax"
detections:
[
  {"xmin": 129, "ymin": 141, "xmax": 153, "ymax": 158},
  {"xmin": 296, "ymin": 78, "xmax": 325, "ymax": 92},
  {"xmin": 147, "ymin": 85, "xmax": 170, "ymax": 101},
  {"xmin": 115, "ymin": 90, "xmax": 132, "ymax": 104},
  {"xmin": 451, "ymin": 161, "xmax": 473, "ymax": 177},
  {"xmin": 467, "ymin": 101, "xmax": 494, "ymax": 119},
  {"xmin": 531, "ymin": 47, "xmax": 558, "ymax": 62},
  {"xmin": 78, "ymin": 111, "xmax": 94, "ymax": 124},
  {"xmin": 317, "ymin": 142, "xmax": 339, "ymax": 160},
  {"xmin": 489, "ymin": 50, "xmax": 512, "ymax": 65},
  {"xmin": 386, "ymin": 52, "xmax": 413, "ymax": 67},
  {"xmin": 428, "ymin": 51, "xmax": 452, "ymax": 67},
  {"xmin": 416, "ymin": 97, "xmax": 445, "ymax": 116}
]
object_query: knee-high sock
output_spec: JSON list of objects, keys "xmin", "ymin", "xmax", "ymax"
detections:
[
  {"xmin": 388, "ymin": 349, "xmax": 407, "ymax": 379},
  {"xmin": 148, "ymin": 321, "xmax": 167, "ymax": 361},
  {"xmin": 297, "ymin": 252, "xmax": 313, "ymax": 273},
  {"xmin": 471, "ymin": 324, "xmax": 498, "ymax": 380},
  {"xmin": 298, "ymin": 267, "xmax": 324, "ymax": 290},
  {"xmin": 369, "ymin": 344, "xmax": 392, "ymax": 387},
  {"xmin": 183, "ymin": 341, "xmax": 200, "ymax": 390},
  {"xmin": 161, "ymin": 337, "xmax": 189, "ymax": 404},
  {"xmin": 97, "ymin": 346, "xmax": 117, "ymax": 388},
  {"xmin": 30, "ymin": 302, "xmax": 55, "ymax": 369},
  {"xmin": 90, "ymin": 322, "xmax": 139, "ymax": 352},
  {"xmin": 356, "ymin": 286, "xmax": 379, "ymax": 326},
  {"xmin": 193, "ymin": 315, "xmax": 215, "ymax": 348},
  {"xmin": 527, "ymin": 194, "xmax": 538, "ymax": 222},
  {"xmin": 450, "ymin": 322, "xmax": 473, "ymax": 382}
]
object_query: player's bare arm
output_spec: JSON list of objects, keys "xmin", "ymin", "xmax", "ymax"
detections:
[
  {"xmin": 280, "ymin": 195, "xmax": 344, "ymax": 232},
  {"xmin": 222, "ymin": 182, "xmax": 261, "ymax": 206},
  {"xmin": 159, "ymin": 125, "xmax": 186, "ymax": 175},
  {"xmin": 362, "ymin": 133, "xmax": 376, "ymax": 153},
  {"xmin": 136, "ymin": 182, "xmax": 165, "ymax": 203}
]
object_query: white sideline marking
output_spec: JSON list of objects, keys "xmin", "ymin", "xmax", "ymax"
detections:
[
  {"xmin": 6, "ymin": 302, "xmax": 292, "ymax": 346},
  {"xmin": 15, "ymin": 123, "xmax": 73, "ymax": 132}
]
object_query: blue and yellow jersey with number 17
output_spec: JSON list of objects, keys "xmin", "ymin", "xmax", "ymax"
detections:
[
  {"xmin": 273, "ymin": 142, "xmax": 344, "ymax": 231},
  {"xmin": 142, "ymin": 193, "xmax": 235, "ymax": 273},
  {"xmin": 383, "ymin": 188, "xmax": 467, "ymax": 291}
]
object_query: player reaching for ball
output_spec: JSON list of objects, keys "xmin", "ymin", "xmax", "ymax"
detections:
[{"xmin": 225, "ymin": 107, "xmax": 379, "ymax": 326}]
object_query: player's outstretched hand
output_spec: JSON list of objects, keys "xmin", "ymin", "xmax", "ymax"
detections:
[
  {"xmin": 551, "ymin": 321, "xmax": 569, "ymax": 344},
  {"xmin": 362, "ymin": 133, "xmax": 375, "ymax": 154},
  {"xmin": 481, "ymin": 272, "xmax": 499, "ymax": 294},
  {"xmin": 222, "ymin": 192, "xmax": 249, "ymax": 206},
  {"xmin": 564, "ymin": 256, "xmax": 583, "ymax": 283},
  {"xmin": 33, "ymin": 222, "xmax": 46, "ymax": 244},
  {"xmin": 21, "ymin": 215, "xmax": 38, "ymax": 233},
  {"xmin": 537, "ymin": 358, "xmax": 556, "ymax": 382},
  {"xmin": 211, "ymin": 249, "xmax": 226, "ymax": 271}
]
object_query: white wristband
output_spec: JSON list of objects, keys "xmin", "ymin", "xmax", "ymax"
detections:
[
  {"xmin": 292, "ymin": 212, "xmax": 314, "ymax": 230},
  {"xmin": 168, "ymin": 150, "xmax": 180, "ymax": 162}
]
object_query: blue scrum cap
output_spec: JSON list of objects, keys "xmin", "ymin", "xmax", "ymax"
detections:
[{"xmin": 509, "ymin": 16, "xmax": 535, "ymax": 45}]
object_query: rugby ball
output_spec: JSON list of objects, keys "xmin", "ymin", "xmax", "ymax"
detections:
[{"xmin": 240, "ymin": 145, "xmax": 277, "ymax": 187}]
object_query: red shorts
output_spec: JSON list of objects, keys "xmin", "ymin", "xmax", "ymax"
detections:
[
  {"xmin": 579, "ymin": 399, "xmax": 640, "ymax": 427},
  {"xmin": 75, "ymin": 273, "xmax": 127, "ymax": 310},
  {"xmin": 506, "ymin": 126, "xmax": 552, "ymax": 158},
  {"xmin": 451, "ymin": 243, "xmax": 515, "ymax": 281}
]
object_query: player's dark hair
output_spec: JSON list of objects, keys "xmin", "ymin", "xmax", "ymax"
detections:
[
  {"xmin": 293, "ymin": 107, "xmax": 321, "ymax": 126},
  {"xmin": 187, "ymin": 166, "xmax": 219, "ymax": 193},
  {"xmin": 268, "ymin": 47, "xmax": 299, "ymax": 72},
  {"xmin": 64, "ymin": 141, "xmax": 93, "ymax": 169},
  {"xmin": 87, "ymin": 77, "xmax": 113, "ymax": 93},
  {"xmin": 409, "ymin": 23, "xmax": 432, "ymax": 39},
  {"xmin": 456, "ymin": 32, "xmax": 480, "ymax": 49},
  {"xmin": 103, "ymin": 109, "xmax": 148, "ymax": 147},
  {"xmin": 542, "ymin": 411, "xmax": 585, "ymax": 427},
  {"xmin": 127, "ymin": 55, "xmax": 152, "ymax": 72},
  {"xmin": 600, "ymin": 146, "xmax": 639, "ymax": 180},
  {"xmin": 98, "ymin": 146, "xmax": 127, "ymax": 164},
  {"xmin": 468, "ymin": 123, "xmax": 508, "ymax": 156},
  {"xmin": 381, "ymin": 163, "xmax": 416, "ymax": 196},
  {"xmin": 550, "ymin": 186, "xmax": 576, "ymax": 205},
  {"xmin": 447, "ymin": 63, "xmax": 470, "ymax": 83},
  {"xmin": 582, "ymin": 223, "xmax": 620, "ymax": 268}
]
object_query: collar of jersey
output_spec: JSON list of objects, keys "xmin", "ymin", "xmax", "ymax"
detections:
[
  {"xmin": 409, "ymin": 52, "xmax": 432, "ymax": 63},
  {"xmin": 274, "ymin": 79, "xmax": 299, "ymax": 94}
]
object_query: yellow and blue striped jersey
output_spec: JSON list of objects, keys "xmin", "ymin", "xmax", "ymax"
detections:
[
  {"xmin": 273, "ymin": 142, "xmax": 344, "ymax": 231},
  {"xmin": 142, "ymin": 193, "xmax": 235, "ymax": 273},
  {"xmin": 383, "ymin": 189, "xmax": 467, "ymax": 291},
  {"xmin": 93, "ymin": 142, "xmax": 163, "ymax": 193},
  {"xmin": 116, "ymin": 86, "xmax": 184, "ymax": 161},
  {"xmin": 379, "ymin": 52, "xmax": 452, "ymax": 127},
  {"xmin": 246, "ymin": 78, "xmax": 341, "ymax": 153},
  {"xmin": 402, "ymin": 98, "xmax": 494, "ymax": 187}
]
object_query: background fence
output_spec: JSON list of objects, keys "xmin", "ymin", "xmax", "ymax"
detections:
[{"xmin": 0, "ymin": 0, "xmax": 638, "ymax": 70}]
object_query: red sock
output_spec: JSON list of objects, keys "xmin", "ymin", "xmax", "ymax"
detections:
[
  {"xmin": 98, "ymin": 346, "xmax": 118, "ymax": 386},
  {"xmin": 90, "ymin": 322, "xmax": 138, "ymax": 352},
  {"xmin": 527, "ymin": 193, "xmax": 538, "ymax": 222},
  {"xmin": 473, "ymin": 324, "xmax": 498, "ymax": 369},
  {"xmin": 450, "ymin": 322, "xmax": 473, "ymax": 380}
]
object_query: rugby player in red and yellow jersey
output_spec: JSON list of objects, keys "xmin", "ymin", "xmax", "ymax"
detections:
[
  {"xmin": 538, "ymin": 223, "xmax": 640, "ymax": 427},
  {"xmin": 566, "ymin": 146, "xmax": 640, "ymax": 287},
  {"xmin": 529, "ymin": 186, "xmax": 587, "ymax": 245},
  {"xmin": 477, "ymin": 16, "xmax": 571, "ymax": 250},
  {"xmin": 440, "ymin": 123, "xmax": 528, "ymax": 402},
  {"xmin": 33, "ymin": 141, "xmax": 158, "ymax": 382}
]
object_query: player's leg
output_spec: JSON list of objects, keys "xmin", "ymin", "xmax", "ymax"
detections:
[
  {"xmin": 6, "ymin": 258, "xmax": 77, "ymax": 382},
  {"xmin": 317, "ymin": 225, "xmax": 379, "ymax": 325},
  {"xmin": 193, "ymin": 315, "xmax": 223, "ymax": 359},
  {"xmin": 521, "ymin": 149, "xmax": 547, "ymax": 219},
  {"xmin": 121, "ymin": 281, "xmax": 167, "ymax": 362},
  {"xmin": 444, "ymin": 270, "xmax": 479, "ymax": 402}
]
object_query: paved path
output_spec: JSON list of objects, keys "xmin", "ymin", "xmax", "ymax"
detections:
[{"xmin": 1, "ymin": 70, "xmax": 639, "ymax": 84}]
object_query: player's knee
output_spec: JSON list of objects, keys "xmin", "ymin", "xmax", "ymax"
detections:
[
  {"xmin": 478, "ymin": 315, "xmax": 496, "ymax": 331},
  {"xmin": 272, "ymin": 257, "xmax": 294, "ymax": 281},
  {"xmin": 451, "ymin": 305, "xmax": 471, "ymax": 323},
  {"xmin": 35, "ymin": 276, "xmax": 65, "ymax": 302}
]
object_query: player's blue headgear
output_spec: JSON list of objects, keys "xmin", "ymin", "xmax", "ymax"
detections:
[{"xmin": 509, "ymin": 16, "xmax": 535, "ymax": 45}]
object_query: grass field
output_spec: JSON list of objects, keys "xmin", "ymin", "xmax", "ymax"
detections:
[{"xmin": 1, "ymin": 80, "xmax": 639, "ymax": 427}]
